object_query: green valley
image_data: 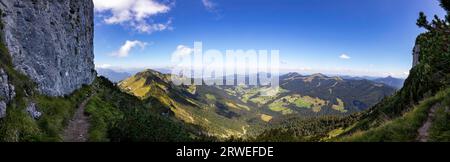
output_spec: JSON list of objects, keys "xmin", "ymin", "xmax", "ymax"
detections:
[{"xmin": 117, "ymin": 69, "xmax": 396, "ymax": 139}]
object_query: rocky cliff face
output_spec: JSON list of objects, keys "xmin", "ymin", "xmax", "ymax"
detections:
[{"xmin": 0, "ymin": 0, "xmax": 95, "ymax": 96}]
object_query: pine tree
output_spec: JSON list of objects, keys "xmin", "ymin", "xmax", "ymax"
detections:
[
  {"xmin": 446, "ymin": 15, "xmax": 449, "ymax": 24},
  {"xmin": 438, "ymin": 0, "xmax": 450, "ymax": 26},
  {"xmin": 417, "ymin": 12, "xmax": 432, "ymax": 30},
  {"xmin": 432, "ymin": 15, "xmax": 446, "ymax": 29},
  {"xmin": 442, "ymin": 0, "xmax": 450, "ymax": 23},
  {"xmin": 440, "ymin": 0, "xmax": 450, "ymax": 12}
]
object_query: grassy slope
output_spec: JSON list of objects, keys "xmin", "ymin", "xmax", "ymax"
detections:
[
  {"xmin": 252, "ymin": 114, "xmax": 362, "ymax": 142},
  {"xmin": 429, "ymin": 95, "xmax": 450, "ymax": 141},
  {"xmin": 340, "ymin": 88, "xmax": 450, "ymax": 142},
  {"xmin": 118, "ymin": 70, "xmax": 251, "ymax": 139},
  {"xmin": 86, "ymin": 77, "xmax": 193, "ymax": 142}
]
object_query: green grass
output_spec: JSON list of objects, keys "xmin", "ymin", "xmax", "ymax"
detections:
[
  {"xmin": 89, "ymin": 77, "xmax": 193, "ymax": 142},
  {"xmin": 0, "ymin": 108, "xmax": 41, "ymax": 141},
  {"xmin": 205, "ymin": 94, "xmax": 216, "ymax": 101},
  {"xmin": 34, "ymin": 88, "xmax": 89, "ymax": 141},
  {"xmin": 268, "ymin": 102, "xmax": 293, "ymax": 115},
  {"xmin": 0, "ymin": 83, "xmax": 92, "ymax": 141},
  {"xmin": 327, "ymin": 128, "xmax": 344, "ymax": 139},
  {"xmin": 260, "ymin": 114, "xmax": 273, "ymax": 122},
  {"xmin": 0, "ymin": 11, "xmax": 41, "ymax": 141},
  {"xmin": 332, "ymin": 98, "xmax": 347, "ymax": 113},
  {"xmin": 429, "ymin": 93, "xmax": 450, "ymax": 142},
  {"xmin": 85, "ymin": 96, "xmax": 123, "ymax": 142},
  {"xmin": 340, "ymin": 88, "xmax": 450, "ymax": 142},
  {"xmin": 294, "ymin": 99, "xmax": 313, "ymax": 109}
]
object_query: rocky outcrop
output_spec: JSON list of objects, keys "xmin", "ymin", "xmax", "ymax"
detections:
[
  {"xmin": 0, "ymin": 101, "xmax": 6, "ymax": 118},
  {"xmin": 26, "ymin": 102, "xmax": 41, "ymax": 119},
  {"xmin": 412, "ymin": 44, "xmax": 420, "ymax": 67},
  {"xmin": 0, "ymin": 0, "xmax": 96, "ymax": 96},
  {"xmin": 0, "ymin": 68, "xmax": 15, "ymax": 118}
]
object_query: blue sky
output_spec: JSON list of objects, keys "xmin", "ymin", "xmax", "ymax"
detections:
[{"xmin": 93, "ymin": 0, "xmax": 446, "ymax": 78}]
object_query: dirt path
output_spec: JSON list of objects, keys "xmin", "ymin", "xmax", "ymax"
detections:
[
  {"xmin": 416, "ymin": 103, "xmax": 440, "ymax": 142},
  {"xmin": 63, "ymin": 95, "xmax": 93, "ymax": 142}
]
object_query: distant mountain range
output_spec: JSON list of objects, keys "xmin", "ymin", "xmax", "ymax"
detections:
[
  {"xmin": 342, "ymin": 75, "xmax": 405, "ymax": 89},
  {"xmin": 96, "ymin": 68, "xmax": 132, "ymax": 83},
  {"xmin": 98, "ymin": 67, "xmax": 405, "ymax": 89},
  {"xmin": 373, "ymin": 76, "xmax": 405, "ymax": 89},
  {"xmin": 96, "ymin": 67, "xmax": 176, "ymax": 83},
  {"xmin": 117, "ymin": 69, "xmax": 396, "ymax": 137}
]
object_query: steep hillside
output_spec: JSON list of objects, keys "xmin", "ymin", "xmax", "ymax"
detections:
[
  {"xmin": 85, "ymin": 77, "xmax": 193, "ymax": 142},
  {"xmin": 119, "ymin": 70, "xmax": 251, "ymax": 139},
  {"xmin": 341, "ymin": 88, "xmax": 450, "ymax": 142}
]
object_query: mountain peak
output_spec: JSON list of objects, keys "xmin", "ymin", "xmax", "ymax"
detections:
[
  {"xmin": 136, "ymin": 69, "xmax": 164, "ymax": 77},
  {"xmin": 286, "ymin": 72, "xmax": 302, "ymax": 77},
  {"xmin": 142, "ymin": 69, "xmax": 162, "ymax": 74},
  {"xmin": 310, "ymin": 73, "xmax": 327, "ymax": 78}
]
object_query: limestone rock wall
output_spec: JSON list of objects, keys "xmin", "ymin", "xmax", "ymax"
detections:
[{"xmin": 0, "ymin": 0, "xmax": 95, "ymax": 97}]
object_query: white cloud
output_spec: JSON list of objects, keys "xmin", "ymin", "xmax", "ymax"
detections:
[
  {"xmin": 172, "ymin": 45, "xmax": 193, "ymax": 58},
  {"xmin": 339, "ymin": 54, "xmax": 351, "ymax": 59},
  {"xmin": 202, "ymin": 0, "xmax": 216, "ymax": 11},
  {"xmin": 201, "ymin": 0, "xmax": 222, "ymax": 19},
  {"xmin": 112, "ymin": 40, "xmax": 148, "ymax": 57},
  {"xmin": 93, "ymin": 0, "xmax": 172, "ymax": 33},
  {"xmin": 95, "ymin": 64, "xmax": 112, "ymax": 69},
  {"xmin": 135, "ymin": 19, "xmax": 172, "ymax": 33}
]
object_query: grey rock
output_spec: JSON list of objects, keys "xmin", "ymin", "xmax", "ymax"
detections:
[
  {"xmin": 0, "ymin": 0, "xmax": 96, "ymax": 96},
  {"xmin": 0, "ymin": 68, "xmax": 15, "ymax": 118},
  {"xmin": 26, "ymin": 102, "xmax": 41, "ymax": 119},
  {"xmin": 413, "ymin": 45, "xmax": 420, "ymax": 67},
  {"xmin": 0, "ymin": 101, "xmax": 6, "ymax": 118},
  {"xmin": 0, "ymin": 69, "xmax": 15, "ymax": 101}
]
